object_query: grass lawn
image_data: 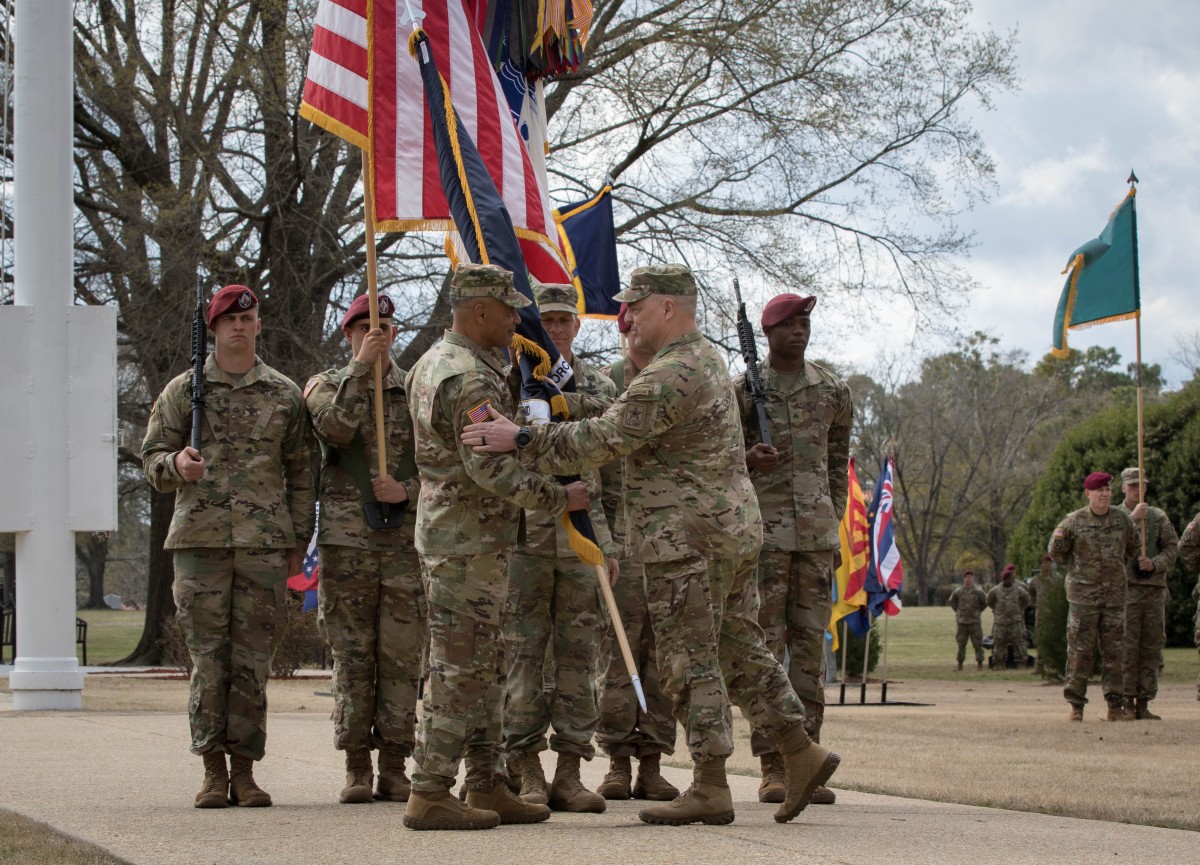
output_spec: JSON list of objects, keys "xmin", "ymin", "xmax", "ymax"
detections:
[
  {"xmin": 74, "ymin": 610, "xmax": 146, "ymax": 665},
  {"xmin": 0, "ymin": 809, "xmax": 131, "ymax": 865}
]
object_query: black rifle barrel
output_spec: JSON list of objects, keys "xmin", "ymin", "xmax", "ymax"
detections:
[
  {"xmin": 190, "ymin": 282, "xmax": 206, "ymax": 452},
  {"xmin": 733, "ymin": 278, "xmax": 771, "ymax": 448}
]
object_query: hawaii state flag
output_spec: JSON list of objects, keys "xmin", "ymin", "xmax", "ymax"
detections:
[
  {"xmin": 865, "ymin": 455, "xmax": 904, "ymax": 617},
  {"xmin": 287, "ymin": 521, "xmax": 320, "ymax": 612}
]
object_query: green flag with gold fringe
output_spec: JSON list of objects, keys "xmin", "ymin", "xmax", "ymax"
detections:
[{"xmin": 1052, "ymin": 187, "xmax": 1140, "ymax": 357}]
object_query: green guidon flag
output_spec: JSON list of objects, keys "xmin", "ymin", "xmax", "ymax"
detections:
[{"xmin": 1052, "ymin": 188, "xmax": 1140, "ymax": 358}]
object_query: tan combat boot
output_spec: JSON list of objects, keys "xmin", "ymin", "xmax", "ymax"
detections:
[
  {"xmin": 596, "ymin": 755, "xmax": 632, "ymax": 800},
  {"xmin": 228, "ymin": 755, "xmax": 272, "ymax": 807},
  {"xmin": 1068, "ymin": 704, "xmax": 1084, "ymax": 722},
  {"xmin": 808, "ymin": 731, "xmax": 836, "ymax": 805},
  {"xmin": 638, "ymin": 757, "xmax": 734, "ymax": 826},
  {"xmin": 1106, "ymin": 697, "xmax": 1134, "ymax": 722},
  {"xmin": 466, "ymin": 778, "xmax": 551, "ymax": 824},
  {"xmin": 1135, "ymin": 698, "xmax": 1161, "ymax": 721},
  {"xmin": 632, "ymin": 753, "xmax": 679, "ymax": 801},
  {"xmin": 194, "ymin": 752, "xmax": 229, "ymax": 809},
  {"xmin": 339, "ymin": 748, "xmax": 374, "ymax": 804},
  {"xmin": 403, "ymin": 790, "xmax": 500, "ymax": 830},
  {"xmin": 757, "ymin": 753, "xmax": 786, "ymax": 803},
  {"xmin": 508, "ymin": 750, "xmax": 549, "ymax": 805},
  {"xmin": 548, "ymin": 752, "xmax": 606, "ymax": 813},
  {"xmin": 976, "ymin": 659, "xmax": 983, "ymax": 670},
  {"xmin": 956, "ymin": 660, "xmax": 963, "ymax": 671},
  {"xmin": 774, "ymin": 725, "xmax": 841, "ymax": 823},
  {"xmin": 376, "ymin": 749, "xmax": 411, "ymax": 801}
]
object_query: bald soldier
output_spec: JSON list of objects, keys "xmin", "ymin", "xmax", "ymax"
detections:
[
  {"xmin": 1176, "ymin": 511, "xmax": 1200, "ymax": 701},
  {"xmin": 402, "ymin": 264, "xmax": 588, "ymax": 831},
  {"xmin": 142, "ymin": 284, "xmax": 314, "ymax": 808},
  {"xmin": 463, "ymin": 264, "xmax": 840, "ymax": 827}
]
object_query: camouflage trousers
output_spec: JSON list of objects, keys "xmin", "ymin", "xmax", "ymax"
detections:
[
  {"xmin": 173, "ymin": 547, "xmax": 287, "ymax": 761},
  {"xmin": 503, "ymin": 553, "xmax": 602, "ymax": 758},
  {"xmin": 1064, "ymin": 602, "xmax": 1124, "ymax": 706},
  {"xmin": 596, "ymin": 559, "xmax": 676, "ymax": 759},
  {"xmin": 751, "ymin": 549, "xmax": 833, "ymax": 756},
  {"xmin": 956, "ymin": 622, "xmax": 984, "ymax": 663},
  {"xmin": 645, "ymin": 551, "xmax": 807, "ymax": 764},
  {"xmin": 1123, "ymin": 583, "xmax": 1166, "ymax": 701},
  {"xmin": 992, "ymin": 620, "xmax": 1026, "ymax": 667},
  {"xmin": 317, "ymin": 544, "xmax": 426, "ymax": 754},
  {"xmin": 411, "ymin": 552, "xmax": 508, "ymax": 793},
  {"xmin": 1194, "ymin": 594, "xmax": 1200, "ymax": 699}
]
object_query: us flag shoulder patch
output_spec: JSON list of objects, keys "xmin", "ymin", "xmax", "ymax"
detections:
[{"xmin": 465, "ymin": 400, "xmax": 492, "ymax": 424}]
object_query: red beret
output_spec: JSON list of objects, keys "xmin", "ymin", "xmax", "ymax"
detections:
[
  {"xmin": 207, "ymin": 284, "xmax": 258, "ymax": 328},
  {"xmin": 617, "ymin": 302, "xmax": 631, "ymax": 334},
  {"xmin": 1002, "ymin": 564, "xmax": 1016, "ymax": 577},
  {"xmin": 761, "ymin": 293, "xmax": 817, "ymax": 329},
  {"xmin": 342, "ymin": 293, "xmax": 395, "ymax": 329},
  {"xmin": 1083, "ymin": 471, "xmax": 1112, "ymax": 491},
  {"xmin": 963, "ymin": 570, "xmax": 974, "ymax": 578}
]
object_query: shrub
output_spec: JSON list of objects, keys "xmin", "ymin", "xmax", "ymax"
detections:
[
  {"xmin": 271, "ymin": 591, "xmax": 328, "ymax": 679},
  {"xmin": 832, "ymin": 618, "xmax": 881, "ymax": 679},
  {"xmin": 157, "ymin": 615, "xmax": 194, "ymax": 676},
  {"xmin": 1035, "ymin": 570, "xmax": 1068, "ymax": 680}
]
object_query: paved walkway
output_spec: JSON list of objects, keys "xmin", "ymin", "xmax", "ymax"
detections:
[{"xmin": 1, "ymin": 691, "xmax": 1195, "ymax": 865}]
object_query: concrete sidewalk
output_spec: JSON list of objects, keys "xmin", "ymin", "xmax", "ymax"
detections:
[{"xmin": 1, "ymin": 699, "xmax": 1194, "ymax": 865}]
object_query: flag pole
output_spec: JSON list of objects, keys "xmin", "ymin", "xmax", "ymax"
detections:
[
  {"xmin": 1129, "ymin": 170, "xmax": 1147, "ymax": 556},
  {"xmin": 360, "ymin": 149, "xmax": 389, "ymax": 482},
  {"xmin": 839, "ymin": 620, "xmax": 849, "ymax": 705},
  {"xmin": 859, "ymin": 612, "xmax": 871, "ymax": 705},
  {"xmin": 881, "ymin": 612, "xmax": 889, "ymax": 704}
]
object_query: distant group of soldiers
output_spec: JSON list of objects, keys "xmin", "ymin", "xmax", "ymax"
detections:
[
  {"xmin": 948, "ymin": 565, "xmax": 1032, "ymax": 670},
  {"xmin": 142, "ymin": 262, "xmax": 852, "ymax": 830}
]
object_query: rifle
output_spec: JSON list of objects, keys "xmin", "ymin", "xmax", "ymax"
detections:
[
  {"xmin": 733, "ymin": 278, "xmax": 771, "ymax": 448},
  {"xmin": 190, "ymin": 280, "xmax": 206, "ymax": 452}
]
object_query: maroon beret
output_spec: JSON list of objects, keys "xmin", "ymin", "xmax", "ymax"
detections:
[
  {"xmin": 761, "ymin": 293, "xmax": 817, "ymax": 329},
  {"xmin": 342, "ymin": 293, "xmax": 395, "ymax": 329},
  {"xmin": 963, "ymin": 570, "xmax": 974, "ymax": 578},
  {"xmin": 617, "ymin": 302, "xmax": 631, "ymax": 334},
  {"xmin": 1002, "ymin": 564, "xmax": 1016, "ymax": 577},
  {"xmin": 1083, "ymin": 471, "xmax": 1112, "ymax": 491},
  {"xmin": 207, "ymin": 284, "xmax": 258, "ymax": 328}
]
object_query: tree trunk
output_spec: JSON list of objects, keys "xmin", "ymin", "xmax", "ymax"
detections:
[
  {"xmin": 117, "ymin": 489, "xmax": 175, "ymax": 665},
  {"xmin": 82, "ymin": 532, "xmax": 110, "ymax": 610}
]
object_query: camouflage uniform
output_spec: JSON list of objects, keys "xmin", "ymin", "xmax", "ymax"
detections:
[
  {"xmin": 1047, "ymin": 506, "xmax": 1139, "ymax": 708},
  {"xmin": 1116, "ymin": 501, "xmax": 1178, "ymax": 703},
  {"xmin": 306, "ymin": 357, "xmax": 425, "ymax": 756},
  {"xmin": 406, "ymin": 321, "xmax": 568, "ymax": 794},
  {"xmin": 505, "ymin": 353, "xmax": 616, "ymax": 760},
  {"xmin": 142, "ymin": 354, "xmax": 314, "ymax": 760},
  {"xmin": 595, "ymin": 356, "xmax": 676, "ymax": 760},
  {"xmin": 1177, "ymin": 513, "xmax": 1200, "ymax": 699},
  {"xmin": 948, "ymin": 583, "xmax": 987, "ymax": 664},
  {"xmin": 986, "ymin": 582, "xmax": 1030, "ymax": 666},
  {"xmin": 519, "ymin": 328, "xmax": 809, "ymax": 764},
  {"xmin": 733, "ymin": 358, "xmax": 851, "ymax": 751}
]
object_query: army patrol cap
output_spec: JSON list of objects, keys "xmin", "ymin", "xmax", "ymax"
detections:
[
  {"xmin": 535, "ymin": 282, "xmax": 580, "ymax": 315},
  {"xmin": 1120, "ymin": 467, "xmax": 1146, "ymax": 486},
  {"xmin": 207, "ymin": 284, "xmax": 258, "ymax": 328},
  {"xmin": 613, "ymin": 263, "xmax": 697, "ymax": 303},
  {"xmin": 342, "ymin": 293, "xmax": 395, "ymax": 329},
  {"xmin": 450, "ymin": 262, "xmax": 532, "ymax": 309}
]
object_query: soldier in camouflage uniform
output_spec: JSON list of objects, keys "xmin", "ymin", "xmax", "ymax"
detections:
[
  {"xmin": 986, "ymin": 565, "xmax": 1030, "ymax": 669},
  {"xmin": 141, "ymin": 284, "xmax": 314, "ymax": 808},
  {"xmin": 732, "ymin": 292, "xmax": 851, "ymax": 807},
  {"xmin": 948, "ymin": 571, "xmax": 987, "ymax": 670},
  {"xmin": 595, "ymin": 304, "xmax": 679, "ymax": 803},
  {"xmin": 1047, "ymin": 471, "xmax": 1140, "ymax": 722},
  {"xmin": 463, "ymin": 264, "xmax": 840, "ymax": 827},
  {"xmin": 1115, "ymin": 467, "xmax": 1178, "ymax": 719},
  {"xmin": 1176, "ymin": 511, "xmax": 1200, "ymax": 701},
  {"xmin": 305, "ymin": 293, "xmax": 426, "ymax": 803},
  {"xmin": 504, "ymin": 282, "xmax": 618, "ymax": 813},
  {"xmin": 401, "ymin": 264, "xmax": 589, "ymax": 831}
]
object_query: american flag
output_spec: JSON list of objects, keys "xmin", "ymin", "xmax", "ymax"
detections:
[{"xmin": 465, "ymin": 400, "xmax": 493, "ymax": 425}]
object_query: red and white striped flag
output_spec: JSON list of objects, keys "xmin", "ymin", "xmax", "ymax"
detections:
[{"xmin": 300, "ymin": 0, "xmax": 570, "ymax": 284}]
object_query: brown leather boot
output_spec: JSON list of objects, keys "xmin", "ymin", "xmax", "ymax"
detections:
[
  {"xmin": 757, "ymin": 753, "xmax": 785, "ymax": 803},
  {"xmin": 1106, "ymin": 697, "xmax": 1135, "ymax": 722},
  {"xmin": 976, "ymin": 660, "xmax": 983, "ymax": 670},
  {"xmin": 632, "ymin": 753, "xmax": 679, "ymax": 801},
  {"xmin": 228, "ymin": 755, "xmax": 272, "ymax": 807},
  {"xmin": 638, "ymin": 757, "xmax": 734, "ymax": 826},
  {"xmin": 1068, "ymin": 704, "xmax": 1084, "ymax": 722},
  {"xmin": 376, "ymin": 750, "xmax": 411, "ymax": 801},
  {"xmin": 194, "ymin": 753, "xmax": 229, "ymax": 809},
  {"xmin": 466, "ymin": 779, "xmax": 551, "ymax": 824},
  {"xmin": 403, "ymin": 790, "xmax": 500, "ymax": 830},
  {"xmin": 548, "ymin": 753, "xmax": 605, "ymax": 813},
  {"xmin": 596, "ymin": 755, "xmax": 632, "ymax": 800},
  {"xmin": 1135, "ymin": 698, "xmax": 1161, "ymax": 720},
  {"xmin": 508, "ymin": 750, "xmax": 549, "ymax": 805},
  {"xmin": 339, "ymin": 749, "xmax": 374, "ymax": 804},
  {"xmin": 775, "ymin": 726, "xmax": 840, "ymax": 823}
]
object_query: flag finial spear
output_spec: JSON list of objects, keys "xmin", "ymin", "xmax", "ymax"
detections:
[
  {"xmin": 1128, "ymin": 169, "xmax": 1139, "ymax": 187},
  {"xmin": 401, "ymin": 0, "xmax": 425, "ymax": 31}
]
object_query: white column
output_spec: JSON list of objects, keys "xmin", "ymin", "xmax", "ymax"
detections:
[{"xmin": 9, "ymin": 0, "xmax": 84, "ymax": 709}]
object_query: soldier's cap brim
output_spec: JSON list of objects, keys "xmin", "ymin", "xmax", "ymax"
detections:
[
  {"xmin": 613, "ymin": 286, "xmax": 652, "ymax": 303},
  {"xmin": 451, "ymin": 289, "xmax": 533, "ymax": 309},
  {"xmin": 538, "ymin": 302, "xmax": 579, "ymax": 315}
]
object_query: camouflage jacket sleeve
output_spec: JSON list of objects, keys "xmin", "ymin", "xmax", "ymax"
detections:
[
  {"xmin": 282, "ymin": 382, "xmax": 316, "ymax": 549},
  {"xmin": 1179, "ymin": 513, "xmax": 1200, "ymax": 574},
  {"xmin": 828, "ymin": 378, "xmax": 853, "ymax": 520},
  {"xmin": 141, "ymin": 373, "xmax": 190, "ymax": 493},
  {"xmin": 986, "ymin": 587, "xmax": 998, "ymax": 610},
  {"xmin": 1048, "ymin": 514, "xmax": 1074, "ymax": 565},
  {"xmin": 1148, "ymin": 507, "xmax": 1179, "ymax": 575},
  {"xmin": 948, "ymin": 588, "xmax": 960, "ymax": 611},
  {"xmin": 1018, "ymin": 586, "xmax": 1030, "ymax": 610}
]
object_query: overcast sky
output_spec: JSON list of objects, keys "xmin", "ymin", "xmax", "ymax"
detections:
[{"xmin": 813, "ymin": 0, "xmax": 1200, "ymax": 386}]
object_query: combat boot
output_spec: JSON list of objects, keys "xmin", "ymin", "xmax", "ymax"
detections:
[
  {"xmin": 402, "ymin": 790, "xmax": 500, "ymax": 830},
  {"xmin": 757, "ymin": 753, "xmax": 786, "ymax": 804},
  {"xmin": 228, "ymin": 755, "xmax": 272, "ymax": 807},
  {"xmin": 194, "ymin": 753, "xmax": 229, "ymax": 809},
  {"xmin": 466, "ymin": 778, "xmax": 551, "ymax": 824},
  {"xmin": 1068, "ymin": 704, "xmax": 1084, "ymax": 722},
  {"xmin": 508, "ymin": 750, "xmax": 549, "ymax": 805},
  {"xmin": 632, "ymin": 753, "xmax": 679, "ymax": 801},
  {"xmin": 1135, "ymin": 699, "xmax": 1161, "ymax": 721},
  {"xmin": 376, "ymin": 749, "xmax": 411, "ymax": 801},
  {"xmin": 339, "ymin": 749, "xmax": 374, "ymax": 804},
  {"xmin": 775, "ymin": 725, "xmax": 841, "ymax": 824},
  {"xmin": 638, "ymin": 757, "xmax": 734, "ymax": 826},
  {"xmin": 549, "ymin": 752, "xmax": 606, "ymax": 813},
  {"xmin": 808, "ymin": 730, "xmax": 836, "ymax": 805},
  {"xmin": 976, "ymin": 659, "xmax": 983, "ymax": 670},
  {"xmin": 596, "ymin": 755, "xmax": 632, "ymax": 800},
  {"xmin": 1106, "ymin": 697, "xmax": 1134, "ymax": 722},
  {"xmin": 956, "ymin": 660, "xmax": 963, "ymax": 671}
]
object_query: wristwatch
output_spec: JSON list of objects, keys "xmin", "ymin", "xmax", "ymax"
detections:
[{"xmin": 514, "ymin": 426, "xmax": 535, "ymax": 449}]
